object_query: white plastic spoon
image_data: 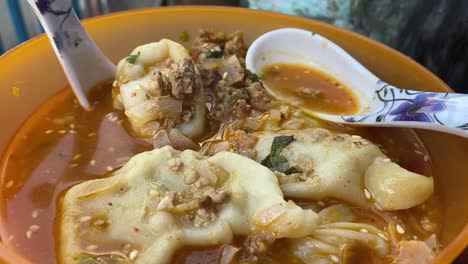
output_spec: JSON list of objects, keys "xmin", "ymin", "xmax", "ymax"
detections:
[
  {"xmin": 26, "ymin": 0, "xmax": 116, "ymax": 110},
  {"xmin": 246, "ymin": 28, "xmax": 468, "ymax": 138}
]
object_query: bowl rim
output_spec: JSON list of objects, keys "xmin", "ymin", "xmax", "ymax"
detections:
[
  {"xmin": 0, "ymin": 5, "xmax": 464, "ymax": 264},
  {"xmin": 0, "ymin": 5, "xmax": 455, "ymax": 95}
]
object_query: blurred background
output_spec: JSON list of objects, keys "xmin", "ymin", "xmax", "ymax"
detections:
[{"xmin": 0, "ymin": 0, "xmax": 467, "ymax": 94}]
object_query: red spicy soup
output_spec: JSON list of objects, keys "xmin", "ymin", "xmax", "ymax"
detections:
[{"xmin": 0, "ymin": 82, "xmax": 441, "ymax": 263}]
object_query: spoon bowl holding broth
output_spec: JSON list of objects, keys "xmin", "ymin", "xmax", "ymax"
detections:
[
  {"xmin": 261, "ymin": 63, "xmax": 359, "ymax": 115},
  {"xmin": 246, "ymin": 28, "xmax": 468, "ymax": 138}
]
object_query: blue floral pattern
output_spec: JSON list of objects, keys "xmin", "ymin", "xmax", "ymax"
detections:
[
  {"xmin": 35, "ymin": 0, "xmax": 71, "ymax": 17},
  {"xmin": 388, "ymin": 93, "xmax": 445, "ymax": 122},
  {"xmin": 33, "ymin": 0, "xmax": 74, "ymax": 52}
]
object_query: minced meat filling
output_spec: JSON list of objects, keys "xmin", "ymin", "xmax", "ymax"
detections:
[{"xmin": 191, "ymin": 29, "xmax": 274, "ymax": 122}]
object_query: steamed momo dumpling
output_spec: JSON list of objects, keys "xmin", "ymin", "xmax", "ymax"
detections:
[
  {"xmin": 113, "ymin": 39, "xmax": 206, "ymax": 140},
  {"xmin": 365, "ymin": 158, "xmax": 434, "ymax": 210},
  {"xmin": 253, "ymin": 129, "xmax": 434, "ymax": 210},
  {"xmin": 59, "ymin": 147, "xmax": 319, "ymax": 264}
]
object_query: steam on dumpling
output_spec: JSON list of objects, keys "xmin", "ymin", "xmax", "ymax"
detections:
[
  {"xmin": 113, "ymin": 39, "xmax": 206, "ymax": 146},
  {"xmin": 251, "ymin": 128, "xmax": 434, "ymax": 210},
  {"xmin": 58, "ymin": 147, "xmax": 318, "ymax": 264}
]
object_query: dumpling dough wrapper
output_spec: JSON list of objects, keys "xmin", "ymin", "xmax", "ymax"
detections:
[
  {"xmin": 59, "ymin": 146, "xmax": 319, "ymax": 264},
  {"xmin": 253, "ymin": 128, "xmax": 434, "ymax": 210}
]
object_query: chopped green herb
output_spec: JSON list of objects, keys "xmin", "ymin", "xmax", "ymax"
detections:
[
  {"xmin": 158, "ymin": 183, "xmax": 169, "ymax": 192},
  {"xmin": 261, "ymin": 135, "xmax": 295, "ymax": 173},
  {"xmin": 179, "ymin": 31, "xmax": 190, "ymax": 42},
  {"xmin": 246, "ymin": 69, "xmax": 261, "ymax": 82},
  {"xmin": 271, "ymin": 135, "xmax": 294, "ymax": 153},
  {"xmin": 280, "ymin": 112, "xmax": 286, "ymax": 120},
  {"xmin": 242, "ymin": 127, "xmax": 252, "ymax": 133},
  {"xmin": 284, "ymin": 166, "xmax": 302, "ymax": 175},
  {"xmin": 396, "ymin": 157, "xmax": 407, "ymax": 168},
  {"xmin": 126, "ymin": 51, "xmax": 141, "ymax": 64},
  {"xmin": 206, "ymin": 44, "xmax": 225, "ymax": 58}
]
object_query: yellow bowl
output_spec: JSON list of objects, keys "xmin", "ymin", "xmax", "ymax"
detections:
[{"xmin": 0, "ymin": 6, "xmax": 466, "ymax": 263}]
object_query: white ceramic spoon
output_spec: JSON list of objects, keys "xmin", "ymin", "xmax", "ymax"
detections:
[
  {"xmin": 246, "ymin": 28, "xmax": 468, "ymax": 138},
  {"xmin": 26, "ymin": 0, "xmax": 116, "ymax": 110}
]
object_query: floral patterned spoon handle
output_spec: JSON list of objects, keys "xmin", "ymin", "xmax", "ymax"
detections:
[
  {"xmin": 246, "ymin": 28, "xmax": 468, "ymax": 138},
  {"xmin": 26, "ymin": 0, "xmax": 116, "ymax": 110},
  {"xmin": 340, "ymin": 83, "xmax": 468, "ymax": 138}
]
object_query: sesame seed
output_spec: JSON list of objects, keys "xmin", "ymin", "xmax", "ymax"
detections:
[
  {"xmin": 317, "ymin": 201, "xmax": 326, "ymax": 207},
  {"xmin": 106, "ymin": 113, "xmax": 119, "ymax": 123},
  {"xmin": 329, "ymin": 255, "xmax": 339, "ymax": 263},
  {"xmin": 45, "ymin": 129, "xmax": 54, "ymax": 134},
  {"xmin": 29, "ymin": 225, "xmax": 40, "ymax": 231},
  {"xmin": 351, "ymin": 135, "xmax": 362, "ymax": 139},
  {"xmin": 129, "ymin": 250, "xmax": 139, "ymax": 260},
  {"xmin": 69, "ymin": 163, "xmax": 79, "ymax": 169},
  {"xmin": 58, "ymin": 130, "xmax": 67, "ymax": 134},
  {"xmin": 32, "ymin": 209, "xmax": 39, "ymax": 219},
  {"xmin": 377, "ymin": 233, "xmax": 389, "ymax": 241},
  {"xmin": 88, "ymin": 132, "xmax": 96, "ymax": 137},
  {"xmin": 89, "ymin": 160, "xmax": 96, "ymax": 166},
  {"xmin": 413, "ymin": 235, "xmax": 418, "ymax": 240},
  {"xmin": 382, "ymin": 158, "xmax": 391, "ymax": 163},
  {"xmin": 414, "ymin": 150, "xmax": 424, "ymax": 155},
  {"xmin": 72, "ymin": 154, "xmax": 81, "ymax": 161},
  {"xmin": 112, "ymin": 80, "xmax": 118, "ymax": 87},
  {"xmin": 424, "ymin": 155, "xmax": 430, "ymax": 162},
  {"xmin": 360, "ymin": 228, "xmax": 369, "ymax": 233},
  {"xmin": 373, "ymin": 202, "xmax": 383, "ymax": 211},
  {"xmin": 87, "ymin": 245, "xmax": 99, "ymax": 251},
  {"xmin": 11, "ymin": 86, "xmax": 21, "ymax": 96},
  {"xmin": 80, "ymin": 216, "xmax": 92, "ymax": 222},
  {"xmin": 396, "ymin": 224, "xmax": 405, "ymax": 234},
  {"xmin": 5, "ymin": 180, "xmax": 14, "ymax": 189},
  {"xmin": 70, "ymin": 124, "xmax": 76, "ymax": 129},
  {"xmin": 115, "ymin": 156, "xmax": 130, "ymax": 163},
  {"xmin": 364, "ymin": 189, "xmax": 372, "ymax": 200},
  {"xmin": 106, "ymin": 166, "xmax": 113, "ymax": 172},
  {"xmin": 26, "ymin": 230, "xmax": 32, "ymax": 239},
  {"xmin": 69, "ymin": 130, "xmax": 78, "ymax": 134}
]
